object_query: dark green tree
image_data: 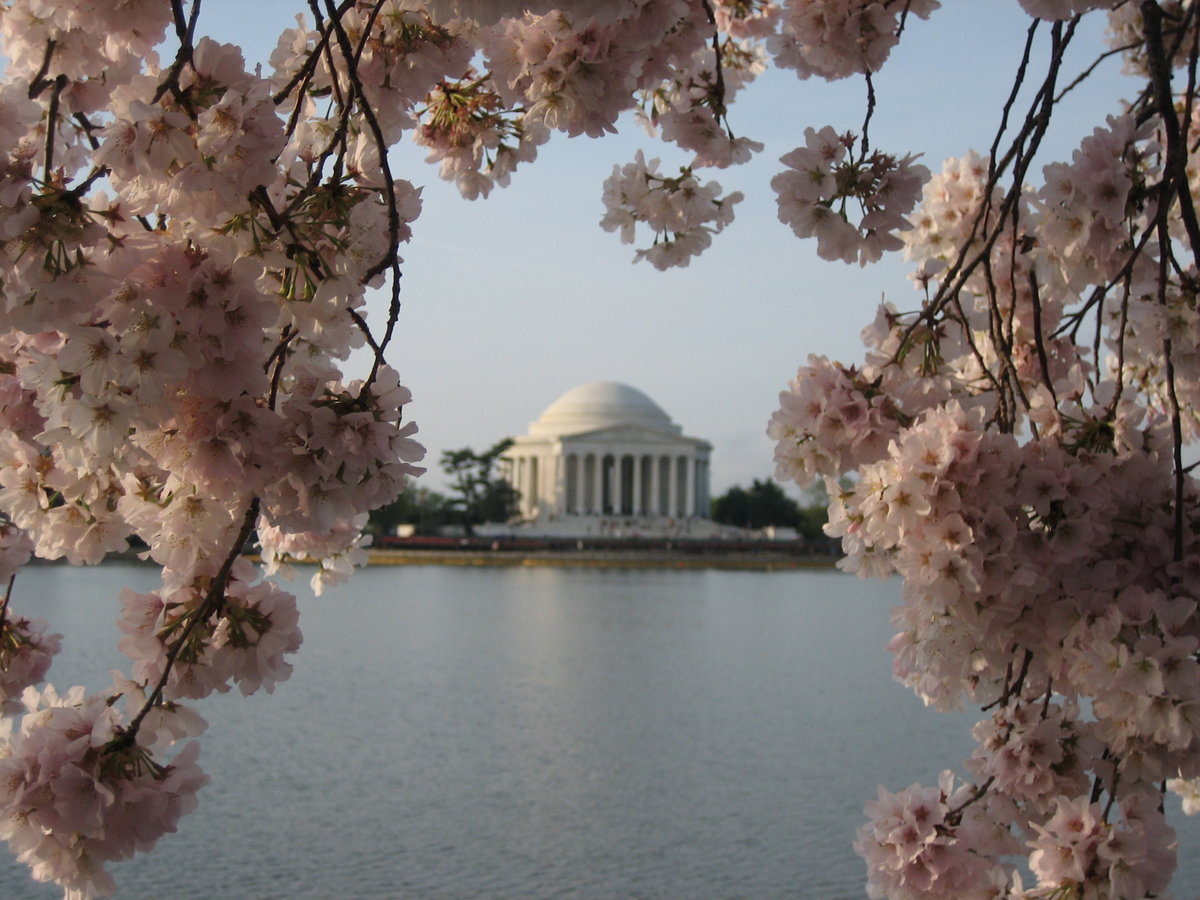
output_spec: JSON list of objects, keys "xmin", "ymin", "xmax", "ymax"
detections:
[
  {"xmin": 794, "ymin": 502, "xmax": 828, "ymax": 542},
  {"xmin": 367, "ymin": 480, "xmax": 453, "ymax": 537},
  {"xmin": 711, "ymin": 484, "xmax": 752, "ymax": 527},
  {"xmin": 749, "ymin": 478, "xmax": 801, "ymax": 529},
  {"xmin": 711, "ymin": 478, "xmax": 839, "ymax": 539},
  {"xmin": 440, "ymin": 438, "xmax": 519, "ymax": 536}
]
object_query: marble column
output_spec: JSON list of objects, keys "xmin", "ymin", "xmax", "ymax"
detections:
[
  {"xmin": 612, "ymin": 453, "xmax": 623, "ymax": 515},
  {"xmin": 513, "ymin": 457, "xmax": 522, "ymax": 516},
  {"xmin": 667, "ymin": 455, "xmax": 678, "ymax": 518},
  {"xmin": 592, "ymin": 454, "xmax": 603, "ymax": 514}
]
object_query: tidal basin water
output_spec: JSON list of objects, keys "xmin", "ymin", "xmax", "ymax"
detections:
[{"xmin": 2, "ymin": 563, "xmax": 1198, "ymax": 899}]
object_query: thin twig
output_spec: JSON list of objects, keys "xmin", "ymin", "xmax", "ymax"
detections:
[
  {"xmin": 27, "ymin": 40, "xmax": 57, "ymax": 99},
  {"xmin": 321, "ymin": 0, "xmax": 406, "ymax": 392},
  {"xmin": 153, "ymin": 0, "xmax": 203, "ymax": 108},
  {"xmin": 42, "ymin": 75, "xmax": 68, "ymax": 179},
  {"xmin": 0, "ymin": 573, "xmax": 14, "ymax": 634},
  {"xmin": 989, "ymin": 19, "xmax": 1039, "ymax": 183},
  {"xmin": 115, "ymin": 499, "xmax": 261, "ymax": 748},
  {"xmin": 860, "ymin": 72, "xmax": 876, "ymax": 157},
  {"xmin": 1028, "ymin": 268, "xmax": 1059, "ymax": 407}
]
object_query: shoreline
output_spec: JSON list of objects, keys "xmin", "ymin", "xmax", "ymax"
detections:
[
  {"xmin": 364, "ymin": 548, "xmax": 840, "ymax": 571},
  {"xmin": 28, "ymin": 547, "xmax": 840, "ymax": 573}
]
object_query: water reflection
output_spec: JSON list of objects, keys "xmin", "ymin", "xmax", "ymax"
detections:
[{"xmin": 0, "ymin": 564, "xmax": 1195, "ymax": 899}]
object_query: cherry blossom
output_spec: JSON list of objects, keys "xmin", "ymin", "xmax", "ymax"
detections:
[
  {"xmin": 855, "ymin": 771, "xmax": 1013, "ymax": 900},
  {"xmin": 600, "ymin": 149, "xmax": 743, "ymax": 269},
  {"xmin": 771, "ymin": 5, "xmax": 1200, "ymax": 894},
  {"xmin": 0, "ymin": 684, "xmax": 207, "ymax": 900},
  {"xmin": 772, "ymin": 125, "xmax": 929, "ymax": 264},
  {"xmin": 0, "ymin": 595, "xmax": 61, "ymax": 716},
  {"xmin": 769, "ymin": 0, "xmax": 941, "ymax": 81},
  {"xmin": 1018, "ymin": 0, "xmax": 1121, "ymax": 21},
  {"xmin": 118, "ymin": 558, "xmax": 303, "ymax": 701},
  {"xmin": 0, "ymin": 0, "xmax": 1196, "ymax": 896}
]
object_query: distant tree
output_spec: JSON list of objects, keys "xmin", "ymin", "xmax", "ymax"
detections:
[
  {"xmin": 367, "ymin": 480, "xmax": 453, "ymax": 537},
  {"xmin": 711, "ymin": 485, "xmax": 752, "ymax": 527},
  {"xmin": 712, "ymin": 479, "xmax": 803, "ymax": 530},
  {"xmin": 440, "ymin": 439, "xmax": 519, "ymax": 536}
]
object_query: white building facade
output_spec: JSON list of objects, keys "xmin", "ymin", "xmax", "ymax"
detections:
[{"xmin": 501, "ymin": 382, "xmax": 712, "ymax": 524}]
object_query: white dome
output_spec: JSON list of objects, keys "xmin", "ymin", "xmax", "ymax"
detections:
[{"xmin": 528, "ymin": 381, "xmax": 680, "ymax": 437}]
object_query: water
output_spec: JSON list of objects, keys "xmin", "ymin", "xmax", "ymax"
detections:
[{"xmin": 0, "ymin": 564, "xmax": 1196, "ymax": 899}]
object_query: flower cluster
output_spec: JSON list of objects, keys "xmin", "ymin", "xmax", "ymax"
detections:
[
  {"xmin": 773, "ymin": 126, "xmax": 929, "ymax": 265},
  {"xmin": 638, "ymin": 39, "xmax": 767, "ymax": 169},
  {"xmin": 413, "ymin": 76, "xmax": 547, "ymax": 199},
  {"xmin": 1023, "ymin": 795, "xmax": 1175, "ymax": 897},
  {"xmin": 118, "ymin": 559, "xmax": 302, "ymax": 701},
  {"xmin": 769, "ymin": 0, "xmax": 941, "ymax": 81},
  {"xmin": 966, "ymin": 701, "xmax": 1090, "ymax": 810},
  {"xmin": 710, "ymin": 0, "xmax": 781, "ymax": 40},
  {"xmin": 855, "ymin": 771, "xmax": 1012, "ymax": 900},
  {"xmin": 600, "ymin": 150, "xmax": 743, "ymax": 269},
  {"xmin": 1019, "ymin": 0, "xmax": 1120, "ymax": 21},
  {"xmin": 800, "ymin": 390, "xmax": 1200, "ymax": 894},
  {"xmin": 0, "ymin": 684, "xmax": 207, "ymax": 900},
  {"xmin": 0, "ymin": 613, "xmax": 61, "ymax": 716},
  {"xmin": 0, "ymin": 2, "xmax": 445, "ymax": 887},
  {"xmin": 263, "ymin": 367, "xmax": 426, "ymax": 536},
  {"xmin": 1036, "ymin": 115, "xmax": 1145, "ymax": 290},
  {"xmin": 258, "ymin": 514, "xmax": 372, "ymax": 597},
  {"xmin": 902, "ymin": 150, "xmax": 998, "ymax": 271},
  {"xmin": 479, "ymin": 2, "xmax": 705, "ymax": 139},
  {"xmin": 768, "ymin": 354, "xmax": 905, "ymax": 489}
]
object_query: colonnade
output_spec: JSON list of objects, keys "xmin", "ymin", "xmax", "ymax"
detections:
[
  {"xmin": 508, "ymin": 454, "xmax": 540, "ymax": 514},
  {"xmin": 507, "ymin": 450, "xmax": 709, "ymax": 519}
]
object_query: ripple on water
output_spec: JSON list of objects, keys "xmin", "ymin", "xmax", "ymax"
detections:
[{"xmin": 0, "ymin": 565, "xmax": 1197, "ymax": 899}]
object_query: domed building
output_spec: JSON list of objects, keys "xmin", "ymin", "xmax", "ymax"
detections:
[{"xmin": 501, "ymin": 381, "xmax": 712, "ymax": 527}]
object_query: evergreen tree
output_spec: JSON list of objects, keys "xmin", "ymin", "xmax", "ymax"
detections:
[
  {"xmin": 367, "ymin": 481, "xmax": 453, "ymax": 537},
  {"xmin": 440, "ymin": 439, "xmax": 519, "ymax": 536}
]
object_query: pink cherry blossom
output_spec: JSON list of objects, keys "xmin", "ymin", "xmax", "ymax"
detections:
[
  {"xmin": 773, "ymin": 126, "xmax": 929, "ymax": 265},
  {"xmin": 0, "ymin": 1, "xmax": 1197, "ymax": 896},
  {"xmin": 600, "ymin": 150, "xmax": 743, "ymax": 269},
  {"xmin": 0, "ymin": 684, "xmax": 207, "ymax": 899},
  {"xmin": 118, "ymin": 558, "xmax": 302, "ymax": 701}
]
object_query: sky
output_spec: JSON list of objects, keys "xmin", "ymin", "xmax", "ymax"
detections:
[{"xmin": 199, "ymin": 2, "xmax": 1134, "ymax": 498}]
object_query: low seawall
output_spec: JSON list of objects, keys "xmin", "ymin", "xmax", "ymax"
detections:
[{"xmin": 366, "ymin": 547, "xmax": 838, "ymax": 571}]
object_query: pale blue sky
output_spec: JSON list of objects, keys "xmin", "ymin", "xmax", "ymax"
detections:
[{"xmin": 201, "ymin": 2, "xmax": 1130, "ymax": 497}]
